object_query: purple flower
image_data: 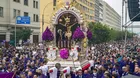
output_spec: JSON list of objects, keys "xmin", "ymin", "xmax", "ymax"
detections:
[
  {"xmin": 87, "ymin": 29, "xmax": 92, "ymax": 40},
  {"xmin": 42, "ymin": 27, "xmax": 54, "ymax": 41},
  {"xmin": 72, "ymin": 27, "xmax": 85, "ymax": 41},
  {"xmin": 60, "ymin": 48, "xmax": 69, "ymax": 59}
]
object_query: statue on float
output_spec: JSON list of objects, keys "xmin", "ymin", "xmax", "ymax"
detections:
[{"xmin": 41, "ymin": 0, "xmax": 93, "ymax": 71}]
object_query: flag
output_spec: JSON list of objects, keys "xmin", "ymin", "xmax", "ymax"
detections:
[{"xmin": 0, "ymin": 72, "xmax": 15, "ymax": 78}]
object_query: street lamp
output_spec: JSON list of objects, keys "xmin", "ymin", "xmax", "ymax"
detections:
[
  {"xmin": 15, "ymin": 18, "xmax": 17, "ymax": 47},
  {"xmin": 42, "ymin": 1, "xmax": 59, "ymax": 34},
  {"xmin": 42, "ymin": 2, "xmax": 53, "ymax": 34}
]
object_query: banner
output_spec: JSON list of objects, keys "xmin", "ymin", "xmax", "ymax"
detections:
[{"xmin": 0, "ymin": 72, "xmax": 15, "ymax": 78}]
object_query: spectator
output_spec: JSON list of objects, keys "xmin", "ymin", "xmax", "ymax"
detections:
[{"xmin": 76, "ymin": 70, "xmax": 83, "ymax": 78}]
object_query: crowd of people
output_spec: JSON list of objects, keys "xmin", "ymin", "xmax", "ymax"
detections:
[{"xmin": 0, "ymin": 40, "xmax": 140, "ymax": 78}]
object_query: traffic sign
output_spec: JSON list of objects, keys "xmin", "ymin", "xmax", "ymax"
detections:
[{"xmin": 16, "ymin": 16, "xmax": 30, "ymax": 24}]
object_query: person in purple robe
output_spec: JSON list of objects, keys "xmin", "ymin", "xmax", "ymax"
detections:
[
  {"xmin": 118, "ymin": 57, "xmax": 127, "ymax": 68},
  {"xmin": 83, "ymin": 70, "xmax": 90, "ymax": 78},
  {"xmin": 128, "ymin": 60, "xmax": 135, "ymax": 73},
  {"xmin": 91, "ymin": 68, "xmax": 98, "ymax": 78},
  {"xmin": 138, "ymin": 59, "xmax": 140, "ymax": 67},
  {"xmin": 70, "ymin": 71, "xmax": 76, "ymax": 78},
  {"xmin": 26, "ymin": 71, "xmax": 33, "ymax": 78},
  {"xmin": 132, "ymin": 66, "xmax": 140, "ymax": 77},
  {"xmin": 102, "ymin": 71, "xmax": 112, "ymax": 78},
  {"xmin": 121, "ymin": 66, "xmax": 129, "ymax": 77},
  {"xmin": 108, "ymin": 63, "xmax": 113, "ymax": 73},
  {"xmin": 97, "ymin": 67, "xmax": 104, "ymax": 78},
  {"xmin": 113, "ymin": 63, "xmax": 122, "ymax": 77},
  {"xmin": 75, "ymin": 70, "xmax": 84, "ymax": 78}
]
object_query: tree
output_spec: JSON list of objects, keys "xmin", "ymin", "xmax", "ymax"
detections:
[
  {"xmin": 11, "ymin": 28, "xmax": 33, "ymax": 43},
  {"xmin": 88, "ymin": 22, "xmax": 136, "ymax": 45},
  {"xmin": 88, "ymin": 22, "xmax": 111, "ymax": 44},
  {"xmin": 20, "ymin": 28, "xmax": 33, "ymax": 41}
]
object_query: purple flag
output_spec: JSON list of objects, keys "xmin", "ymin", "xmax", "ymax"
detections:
[{"xmin": 0, "ymin": 72, "xmax": 15, "ymax": 78}]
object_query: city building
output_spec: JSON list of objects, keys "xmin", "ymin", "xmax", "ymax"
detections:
[
  {"xmin": 74, "ymin": 0, "xmax": 95, "ymax": 22},
  {"xmin": 94, "ymin": 0, "xmax": 100, "ymax": 22},
  {"xmin": 98, "ymin": 0, "xmax": 103, "ymax": 23},
  {"xmin": 93, "ymin": 0, "xmax": 104, "ymax": 23},
  {"xmin": 40, "ymin": 0, "xmax": 95, "ymax": 32},
  {"xmin": 102, "ymin": 1, "xmax": 121, "ymax": 30},
  {"xmin": 0, "ymin": 0, "xmax": 41, "ymax": 43}
]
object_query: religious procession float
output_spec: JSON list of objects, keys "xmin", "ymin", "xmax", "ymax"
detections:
[{"xmin": 42, "ymin": 1, "xmax": 93, "ymax": 73}]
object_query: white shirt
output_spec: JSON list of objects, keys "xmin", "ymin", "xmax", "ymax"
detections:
[{"xmin": 49, "ymin": 67, "xmax": 58, "ymax": 78}]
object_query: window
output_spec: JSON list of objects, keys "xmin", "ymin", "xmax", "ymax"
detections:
[
  {"xmin": 33, "ymin": 14, "xmax": 36, "ymax": 21},
  {"xmin": 33, "ymin": 14, "xmax": 39, "ymax": 22},
  {"xmin": 33, "ymin": 0, "xmax": 36, "ymax": 8},
  {"xmin": 13, "ymin": 9, "xmax": 20, "ymax": 18},
  {"xmin": 13, "ymin": 9, "xmax": 16, "ymax": 18},
  {"xmin": 13, "ymin": 0, "xmax": 20, "ymax": 3},
  {"xmin": 24, "ymin": 0, "xmax": 28, "ymax": 6},
  {"xmin": 36, "ymin": 1, "xmax": 38, "ymax": 9},
  {"xmin": 0, "ymin": 7, "xmax": 3, "ymax": 17},
  {"xmin": 24, "ymin": 12, "xmax": 28, "ymax": 16},
  {"xmin": 36, "ymin": 15, "xmax": 38, "ymax": 22},
  {"xmin": 17, "ymin": 10, "xmax": 20, "ymax": 16},
  {"xmin": 33, "ymin": 0, "xmax": 38, "ymax": 9}
]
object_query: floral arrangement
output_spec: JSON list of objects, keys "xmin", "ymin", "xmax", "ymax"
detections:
[
  {"xmin": 72, "ymin": 27, "xmax": 85, "ymax": 41},
  {"xmin": 87, "ymin": 29, "xmax": 92, "ymax": 40},
  {"xmin": 59, "ymin": 48, "xmax": 69, "ymax": 59},
  {"xmin": 42, "ymin": 27, "xmax": 54, "ymax": 41}
]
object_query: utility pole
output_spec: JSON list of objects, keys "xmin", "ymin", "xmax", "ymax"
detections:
[
  {"xmin": 122, "ymin": 0, "xmax": 124, "ymax": 40},
  {"xmin": 15, "ymin": 17, "xmax": 17, "ymax": 47},
  {"xmin": 42, "ymin": 15, "xmax": 44, "ymax": 34},
  {"xmin": 124, "ymin": 0, "xmax": 128, "ymax": 53}
]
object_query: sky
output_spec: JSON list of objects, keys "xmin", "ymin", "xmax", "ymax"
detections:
[
  {"xmin": 104, "ymin": 0, "xmax": 140, "ymax": 34},
  {"xmin": 103, "ymin": 0, "xmax": 122, "ymax": 15}
]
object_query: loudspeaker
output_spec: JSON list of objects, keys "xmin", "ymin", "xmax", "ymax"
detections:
[{"xmin": 128, "ymin": 0, "xmax": 140, "ymax": 21}]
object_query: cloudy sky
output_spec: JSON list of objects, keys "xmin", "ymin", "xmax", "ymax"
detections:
[
  {"xmin": 104, "ymin": 0, "xmax": 122, "ymax": 15},
  {"xmin": 104, "ymin": 0, "xmax": 140, "ymax": 34}
]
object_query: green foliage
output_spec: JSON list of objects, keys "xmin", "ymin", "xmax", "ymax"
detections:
[
  {"xmin": 20, "ymin": 28, "xmax": 33, "ymax": 41},
  {"xmin": 11, "ymin": 28, "xmax": 33, "ymax": 42},
  {"xmin": 88, "ymin": 22, "xmax": 135, "ymax": 44},
  {"xmin": 88, "ymin": 22, "xmax": 111, "ymax": 44}
]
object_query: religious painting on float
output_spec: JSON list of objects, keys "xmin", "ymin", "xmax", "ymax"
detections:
[{"xmin": 56, "ymin": 13, "xmax": 80, "ymax": 49}]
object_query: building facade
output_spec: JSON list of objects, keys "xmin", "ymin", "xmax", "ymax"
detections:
[
  {"xmin": 93, "ymin": 0, "xmax": 103, "ymax": 23},
  {"xmin": 94, "ymin": 0, "xmax": 100, "ymax": 22},
  {"xmin": 102, "ymin": 1, "xmax": 121, "ymax": 30},
  {"xmin": 98, "ymin": 0, "xmax": 103, "ymax": 23},
  {"xmin": 0, "ymin": 0, "xmax": 41, "ymax": 43},
  {"xmin": 74, "ymin": 0, "xmax": 95, "ymax": 22}
]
